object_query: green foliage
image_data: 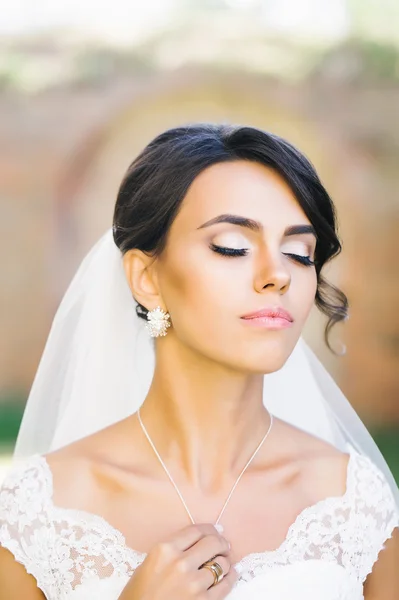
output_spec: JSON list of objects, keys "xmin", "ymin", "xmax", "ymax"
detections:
[
  {"xmin": 370, "ymin": 427, "xmax": 399, "ymax": 484},
  {"xmin": 0, "ymin": 402, "xmax": 23, "ymax": 449}
]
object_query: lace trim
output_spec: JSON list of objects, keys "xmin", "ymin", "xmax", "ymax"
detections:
[
  {"xmin": 348, "ymin": 452, "xmax": 399, "ymax": 583},
  {"xmin": 38, "ymin": 445, "xmax": 366, "ymax": 583},
  {"xmin": 0, "ymin": 458, "xmax": 58, "ymax": 597},
  {"xmin": 1, "ymin": 443, "xmax": 398, "ymax": 596},
  {"xmin": 39, "ymin": 446, "xmax": 357, "ymax": 569}
]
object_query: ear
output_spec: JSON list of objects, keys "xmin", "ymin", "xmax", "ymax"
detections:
[{"xmin": 122, "ymin": 249, "xmax": 163, "ymax": 311}]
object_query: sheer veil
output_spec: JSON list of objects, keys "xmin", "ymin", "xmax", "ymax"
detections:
[{"xmin": 13, "ymin": 227, "xmax": 399, "ymax": 506}]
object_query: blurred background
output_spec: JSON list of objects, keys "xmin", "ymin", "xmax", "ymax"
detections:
[{"xmin": 0, "ymin": 0, "xmax": 398, "ymax": 482}]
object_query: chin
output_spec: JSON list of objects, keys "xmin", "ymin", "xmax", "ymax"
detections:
[
  {"xmin": 252, "ymin": 357, "xmax": 288, "ymax": 375},
  {"xmin": 239, "ymin": 343, "xmax": 296, "ymax": 375},
  {"xmin": 232, "ymin": 354, "xmax": 287, "ymax": 375}
]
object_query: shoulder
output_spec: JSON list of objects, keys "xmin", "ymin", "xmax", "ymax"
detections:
[
  {"xmin": 291, "ymin": 420, "xmax": 398, "ymax": 523},
  {"xmin": 299, "ymin": 439, "xmax": 350, "ymax": 499},
  {"xmin": 0, "ymin": 455, "xmax": 56, "ymax": 596},
  {"xmin": 41, "ymin": 424, "xmax": 135, "ymax": 511},
  {"xmin": 43, "ymin": 445, "xmax": 98, "ymax": 510},
  {"xmin": 272, "ymin": 417, "xmax": 351, "ymax": 501},
  {"xmin": 41, "ymin": 414, "xmax": 153, "ymax": 511},
  {"xmin": 0, "ymin": 453, "xmax": 53, "ymax": 530},
  {"xmin": 299, "ymin": 434, "xmax": 399, "ymax": 584},
  {"xmin": 0, "ymin": 454, "xmax": 51, "ymax": 510},
  {"xmin": 272, "ymin": 417, "xmax": 398, "ymax": 519},
  {"xmin": 346, "ymin": 448, "xmax": 399, "ymax": 529},
  {"xmin": 346, "ymin": 450, "xmax": 399, "ymax": 585},
  {"xmin": 276, "ymin": 420, "xmax": 399, "ymax": 583},
  {"xmin": 0, "ymin": 449, "xmax": 84, "ymax": 507},
  {"xmin": 345, "ymin": 449, "xmax": 399, "ymax": 524}
]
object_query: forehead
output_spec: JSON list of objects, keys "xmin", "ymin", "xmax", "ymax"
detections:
[{"xmin": 172, "ymin": 160, "xmax": 310, "ymax": 234}]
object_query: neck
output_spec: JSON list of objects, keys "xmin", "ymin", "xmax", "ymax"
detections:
[{"xmin": 137, "ymin": 341, "xmax": 272, "ymax": 493}]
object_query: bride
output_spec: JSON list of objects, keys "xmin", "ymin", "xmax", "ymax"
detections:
[{"xmin": 0, "ymin": 124, "xmax": 398, "ymax": 599}]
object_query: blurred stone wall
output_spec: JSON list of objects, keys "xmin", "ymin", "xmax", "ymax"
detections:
[{"xmin": 0, "ymin": 67, "xmax": 398, "ymax": 425}]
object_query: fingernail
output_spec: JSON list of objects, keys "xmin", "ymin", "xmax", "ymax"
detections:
[{"xmin": 214, "ymin": 523, "xmax": 224, "ymax": 533}]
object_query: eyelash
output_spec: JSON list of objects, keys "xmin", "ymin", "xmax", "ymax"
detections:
[{"xmin": 210, "ymin": 244, "xmax": 315, "ymax": 266}]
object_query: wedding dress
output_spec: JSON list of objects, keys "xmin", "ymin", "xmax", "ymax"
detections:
[{"xmin": 0, "ymin": 441, "xmax": 398, "ymax": 600}]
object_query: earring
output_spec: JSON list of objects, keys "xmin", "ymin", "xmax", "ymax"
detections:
[{"xmin": 146, "ymin": 306, "xmax": 171, "ymax": 338}]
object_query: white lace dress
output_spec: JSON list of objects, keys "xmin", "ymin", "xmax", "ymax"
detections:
[{"xmin": 0, "ymin": 444, "xmax": 398, "ymax": 600}]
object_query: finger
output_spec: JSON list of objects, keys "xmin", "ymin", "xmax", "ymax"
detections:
[
  {"xmin": 161, "ymin": 523, "xmax": 224, "ymax": 555},
  {"xmin": 196, "ymin": 555, "xmax": 231, "ymax": 588},
  {"xmin": 183, "ymin": 555, "xmax": 231, "ymax": 596},
  {"xmin": 206, "ymin": 567, "xmax": 239, "ymax": 598},
  {"xmin": 185, "ymin": 534, "xmax": 231, "ymax": 570}
]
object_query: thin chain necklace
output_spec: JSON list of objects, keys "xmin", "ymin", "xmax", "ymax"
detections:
[{"xmin": 137, "ymin": 407, "xmax": 274, "ymax": 526}]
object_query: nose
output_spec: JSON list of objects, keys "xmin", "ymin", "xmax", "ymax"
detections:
[{"xmin": 254, "ymin": 248, "xmax": 291, "ymax": 294}]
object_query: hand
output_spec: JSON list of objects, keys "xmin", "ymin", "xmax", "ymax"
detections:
[{"xmin": 119, "ymin": 522, "xmax": 238, "ymax": 599}]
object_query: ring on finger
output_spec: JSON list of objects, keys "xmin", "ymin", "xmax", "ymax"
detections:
[{"xmin": 199, "ymin": 559, "xmax": 224, "ymax": 587}]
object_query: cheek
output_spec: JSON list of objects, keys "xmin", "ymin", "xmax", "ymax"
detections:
[
  {"xmin": 294, "ymin": 268, "xmax": 318, "ymax": 314},
  {"xmin": 160, "ymin": 253, "xmax": 239, "ymax": 342}
]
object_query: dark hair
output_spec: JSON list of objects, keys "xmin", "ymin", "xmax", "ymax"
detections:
[{"xmin": 113, "ymin": 123, "xmax": 348, "ymax": 354}]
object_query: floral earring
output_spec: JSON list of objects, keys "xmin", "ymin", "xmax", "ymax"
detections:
[{"xmin": 146, "ymin": 306, "xmax": 171, "ymax": 338}]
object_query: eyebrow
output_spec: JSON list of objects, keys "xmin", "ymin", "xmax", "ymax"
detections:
[{"xmin": 197, "ymin": 214, "xmax": 317, "ymax": 239}]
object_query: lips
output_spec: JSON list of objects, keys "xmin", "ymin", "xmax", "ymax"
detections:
[{"xmin": 241, "ymin": 306, "xmax": 294, "ymax": 322}]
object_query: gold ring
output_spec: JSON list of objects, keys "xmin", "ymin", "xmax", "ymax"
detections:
[{"xmin": 199, "ymin": 559, "xmax": 224, "ymax": 587}]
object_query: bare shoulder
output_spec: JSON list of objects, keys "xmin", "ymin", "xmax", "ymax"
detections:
[
  {"xmin": 43, "ymin": 439, "xmax": 101, "ymax": 509},
  {"xmin": 42, "ymin": 415, "xmax": 141, "ymax": 509},
  {"xmin": 272, "ymin": 416, "xmax": 351, "ymax": 501}
]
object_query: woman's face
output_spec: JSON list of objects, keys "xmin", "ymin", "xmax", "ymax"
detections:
[{"xmin": 156, "ymin": 160, "xmax": 318, "ymax": 373}]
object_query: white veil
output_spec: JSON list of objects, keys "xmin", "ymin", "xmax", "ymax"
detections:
[{"xmin": 13, "ymin": 227, "xmax": 399, "ymax": 507}]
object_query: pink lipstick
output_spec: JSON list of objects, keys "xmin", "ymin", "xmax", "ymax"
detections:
[{"xmin": 241, "ymin": 306, "xmax": 294, "ymax": 329}]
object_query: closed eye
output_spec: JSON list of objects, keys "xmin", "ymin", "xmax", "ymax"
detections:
[
  {"xmin": 210, "ymin": 244, "xmax": 315, "ymax": 266},
  {"xmin": 283, "ymin": 253, "xmax": 315, "ymax": 266},
  {"xmin": 210, "ymin": 244, "xmax": 248, "ymax": 257}
]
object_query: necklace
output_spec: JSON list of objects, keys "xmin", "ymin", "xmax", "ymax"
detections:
[{"xmin": 137, "ymin": 407, "xmax": 274, "ymax": 526}]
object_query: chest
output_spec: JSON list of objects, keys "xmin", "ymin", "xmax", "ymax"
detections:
[
  {"xmin": 79, "ymin": 463, "xmax": 322, "ymax": 565},
  {"xmin": 41, "ymin": 453, "xmax": 368, "ymax": 600}
]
